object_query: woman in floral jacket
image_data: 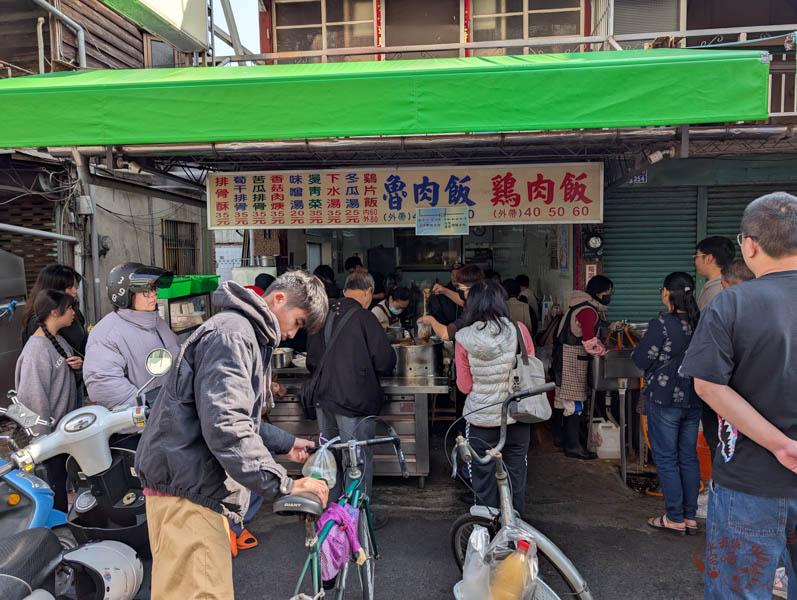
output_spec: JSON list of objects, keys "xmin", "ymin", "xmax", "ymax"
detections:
[{"xmin": 632, "ymin": 272, "xmax": 702, "ymax": 536}]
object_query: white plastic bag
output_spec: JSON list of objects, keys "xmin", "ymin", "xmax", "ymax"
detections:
[
  {"xmin": 302, "ymin": 439, "xmax": 337, "ymax": 489},
  {"xmin": 461, "ymin": 525, "xmax": 491, "ymax": 600},
  {"xmin": 484, "ymin": 525, "xmax": 538, "ymax": 600}
]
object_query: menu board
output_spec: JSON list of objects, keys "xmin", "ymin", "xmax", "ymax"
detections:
[{"xmin": 207, "ymin": 162, "xmax": 603, "ymax": 229}]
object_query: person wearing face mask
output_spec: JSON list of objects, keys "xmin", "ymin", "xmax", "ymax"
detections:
[
  {"xmin": 552, "ymin": 275, "xmax": 614, "ymax": 460},
  {"xmin": 306, "ymin": 270, "xmax": 396, "ymax": 528},
  {"xmin": 371, "ymin": 286, "xmax": 411, "ymax": 330},
  {"xmin": 15, "ymin": 289, "xmax": 80, "ymax": 511},
  {"xmin": 83, "ymin": 263, "xmax": 180, "ymax": 418}
]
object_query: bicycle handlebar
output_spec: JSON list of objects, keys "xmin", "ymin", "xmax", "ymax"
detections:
[
  {"xmin": 451, "ymin": 383, "xmax": 555, "ymax": 474},
  {"xmin": 329, "ymin": 426, "xmax": 409, "ymax": 479}
]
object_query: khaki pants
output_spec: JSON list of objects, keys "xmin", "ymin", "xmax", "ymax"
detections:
[{"xmin": 146, "ymin": 494, "xmax": 234, "ymax": 600}]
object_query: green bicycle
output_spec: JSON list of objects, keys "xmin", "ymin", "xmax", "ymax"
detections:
[{"xmin": 274, "ymin": 424, "xmax": 408, "ymax": 600}]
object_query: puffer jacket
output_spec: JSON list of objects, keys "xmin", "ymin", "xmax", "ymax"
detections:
[
  {"xmin": 135, "ymin": 281, "xmax": 294, "ymax": 523},
  {"xmin": 84, "ymin": 308, "xmax": 179, "ymax": 410},
  {"xmin": 455, "ymin": 318, "xmax": 518, "ymax": 427}
]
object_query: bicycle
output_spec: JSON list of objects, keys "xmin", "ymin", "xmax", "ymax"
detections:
[
  {"xmin": 274, "ymin": 422, "xmax": 408, "ymax": 600},
  {"xmin": 449, "ymin": 384, "xmax": 594, "ymax": 600}
]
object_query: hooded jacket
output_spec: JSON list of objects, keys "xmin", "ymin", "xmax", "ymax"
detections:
[
  {"xmin": 455, "ymin": 317, "xmax": 518, "ymax": 427},
  {"xmin": 135, "ymin": 281, "xmax": 294, "ymax": 523},
  {"xmin": 84, "ymin": 308, "xmax": 179, "ymax": 410}
]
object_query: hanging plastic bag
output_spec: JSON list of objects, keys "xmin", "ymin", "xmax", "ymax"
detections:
[
  {"xmin": 484, "ymin": 525, "xmax": 538, "ymax": 600},
  {"xmin": 461, "ymin": 524, "xmax": 491, "ymax": 600},
  {"xmin": 302, "ymin": 436, "xmax": 338, "ymax": 489}
]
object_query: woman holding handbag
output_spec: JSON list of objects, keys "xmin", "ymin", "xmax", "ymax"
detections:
[
  {"xmin": 455, "ymin": 280, "xmax": 535, "ymax": 517},
  {"xmin": 632, "ymin": 272, "xmax": 701, "ymax": 536}
]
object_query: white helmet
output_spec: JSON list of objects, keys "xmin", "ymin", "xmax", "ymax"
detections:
[{"xmin": 61, "ymin": 541, "xmax": 143, "ymax": 600}]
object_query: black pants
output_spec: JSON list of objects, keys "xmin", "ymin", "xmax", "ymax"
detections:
[
  {"xmin": 466, "ymin": 422, "xmax": 530, "ymax": 517},
  {"xmin": 42, "ymin": 455, "xmax": 68, "ymax": 513},
  {"xmin": 701, "ymin": 401, "xmax": 719, "ymax": 461}
]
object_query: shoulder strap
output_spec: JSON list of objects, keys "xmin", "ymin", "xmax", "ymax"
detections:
[
  {"xmin": 513, "ymin": 322, "xmax": 529, "ymax": 365},
  {"xmin": 314, "ymin": 306, "xmax": 358, "ymax": 375},
  {"xmin": 374, "ymin": 302, "xmax": 391, "ymax": 320},
  {"xmin": 556, "ymin": 301, "xmax": 592, "ymax": 344}
]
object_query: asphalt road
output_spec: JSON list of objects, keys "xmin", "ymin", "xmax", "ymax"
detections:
[{"xmin": 232, "ymin": 432, "xmax": 709, "ymax": 600}]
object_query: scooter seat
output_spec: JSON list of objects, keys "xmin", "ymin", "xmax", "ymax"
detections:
[
  {"xmin": 273, "ymin": 493, "xmax": 324, "ymax": 517},
  {"xmin": 0, "ymin": 528, "xmax": 61, "ymax": 600}
]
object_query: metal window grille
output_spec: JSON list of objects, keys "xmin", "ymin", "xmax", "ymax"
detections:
[{"xmin": 162, "ymin": 219, "xmax": 200, "ymax": 275}]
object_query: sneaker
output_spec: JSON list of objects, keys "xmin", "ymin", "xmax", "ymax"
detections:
[{"xmin": 372, "ymin": 514, "xmax": 389, "ymax": 531}]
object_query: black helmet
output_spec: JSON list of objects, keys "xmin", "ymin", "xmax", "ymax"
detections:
[{"xmin": 107, "ymin": 262, "xmax": 173, "ymax": 309}]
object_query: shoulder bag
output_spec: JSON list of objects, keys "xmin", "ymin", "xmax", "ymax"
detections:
[
  {"xmin": 508, "ymin": 322, "xmax": 552, "ymax": 424},
  {"xmin": 300, "ymin": 307, "xmax": 358, "ymax": 420}
]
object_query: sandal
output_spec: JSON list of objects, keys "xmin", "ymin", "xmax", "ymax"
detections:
[
  {"xmin": 648, "ymin": 515, "xmax": 686, "ymax": 536},
  {"xmin": 236, "ymin": 528, "xmax": 259, "ymax": 551},
  {"xmin": 685, "ymin": 520, "xmax": 699, "ymax": 536},
  {"xmin": 229, "ymin": 530, "xmax": 238, "ymax": 558}
]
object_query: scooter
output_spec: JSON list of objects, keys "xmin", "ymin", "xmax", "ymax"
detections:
[
  {"xmin": 0, "ymin": 348, "xmax": 173, "ymax": 600},
  {"xmin": 0, "ymin": 405, "xmax": 71, "ymax": 546}
]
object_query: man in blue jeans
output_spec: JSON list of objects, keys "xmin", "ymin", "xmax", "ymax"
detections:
[{"xmin": 681, "ymin": 192, "xmax": 797, "ymax": 599}]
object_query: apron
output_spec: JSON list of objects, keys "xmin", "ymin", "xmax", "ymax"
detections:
[{"xmin": 375, "ymin": 302, "xmax": 400, "ymax": 327}]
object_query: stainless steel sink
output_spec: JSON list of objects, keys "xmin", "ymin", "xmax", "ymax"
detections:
[{"xmin": 591, "ymin": 349, "xmax": 643, "ymax": 391}]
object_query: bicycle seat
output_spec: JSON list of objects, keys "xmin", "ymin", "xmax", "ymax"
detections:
[{"xmin": 273, "ymin": 492, "xmax": 324, "ymax": 517}]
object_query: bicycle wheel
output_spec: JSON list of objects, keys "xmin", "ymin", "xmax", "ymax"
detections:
[
  {"xmin": 356, "ymin": 509, "xmax": 375, "ymax": 600},
  {"xmin": 450, "ymin": 513, "xmax": 499, "ymax": 571},
  {"xmin": 450, "ymin": 513, "xmax": 588, "ymax": 599}
]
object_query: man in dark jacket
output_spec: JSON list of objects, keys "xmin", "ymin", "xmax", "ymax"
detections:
[
  {"xmin": 307, "ymin": 270, "xmax": 396, "ymax": 510},
  {"xmin": 135, "ymin": 272, "xmax": 329, "ymax": 599}
]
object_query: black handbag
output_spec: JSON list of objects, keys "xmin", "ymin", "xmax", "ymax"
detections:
[{"xmin": 300, "ymin": 306, "xmax": 357, "ymax": 420}]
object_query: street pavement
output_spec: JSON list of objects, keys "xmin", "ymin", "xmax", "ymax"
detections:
[{"xmin": 233, "ymin": 431, "xmax": 707, "ymax": 599}]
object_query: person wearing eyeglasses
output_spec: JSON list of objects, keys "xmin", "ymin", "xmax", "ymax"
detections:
[
  {"xmin": 693, "ymin": 236, "xmax": 735, "ymax": 310},
  {"xmin": 83, "ymin": 263, "xmax": 180, "ymax": 420},
  {"xmin": 680, "ymin": 193, "xmax": 797, "ymax": 599}
]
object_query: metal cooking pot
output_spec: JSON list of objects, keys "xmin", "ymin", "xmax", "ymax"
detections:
[
  {"xmin": 392, "ymin": 340, "xmax": 443, "ymax": 377},
  {"xmin": 384, "ymin": 326, "xmax": 406, "ymax": 343},
  {"xmin": 271, "ymin": 348, "xmax": 294, "ymax": 370}
]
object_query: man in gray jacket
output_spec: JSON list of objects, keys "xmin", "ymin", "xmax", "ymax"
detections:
[{"xmin": 135, "ymin": 272, "xmax": 329, "ymax": 599}]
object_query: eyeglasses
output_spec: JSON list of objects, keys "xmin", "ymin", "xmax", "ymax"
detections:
[
  {"xmin": 737, "ymin": 232, "xmax": 759, "ymax": 247},
  {"xmin": 140, "ymin": 285, "xmax": 159, "ymax": 297},
  {"xmin": 692, "ymin": 253, "xmax": 706, "ymax": 260},
  {"xmin": 658, "ymin": 287, "xmax": 665, "ymax": 293}
]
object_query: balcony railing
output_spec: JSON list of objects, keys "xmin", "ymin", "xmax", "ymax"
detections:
[{"xmin": 215, "ymin": 25, "xmax": 796, "ymax": 118}]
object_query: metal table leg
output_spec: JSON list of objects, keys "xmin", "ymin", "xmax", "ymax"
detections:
[{"xmin": 618, "ymin": 386, "xmax": 627, "ymax": 486}]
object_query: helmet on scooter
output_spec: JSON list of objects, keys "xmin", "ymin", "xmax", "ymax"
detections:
[
  {"xmin": 61, "ymin": 540, "xmax": 143, "ymax": 600},
  {"xmin": 106, "ymin": 262, "xmax": 173, "ymax": 309}
]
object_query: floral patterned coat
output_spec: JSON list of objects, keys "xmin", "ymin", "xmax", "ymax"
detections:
[{"xmin": 631, "ymin": 312, "xmax": 697, "ymax": 408}]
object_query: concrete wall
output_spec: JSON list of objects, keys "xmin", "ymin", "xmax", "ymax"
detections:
[{"xmin": 85, "ymin": 185, "xmax": 204, "ymax": 319}]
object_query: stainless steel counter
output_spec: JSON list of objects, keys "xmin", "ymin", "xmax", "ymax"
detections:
[{"xmin": 271, "ymin": 367, "xmax": 449, "ymax": 487}]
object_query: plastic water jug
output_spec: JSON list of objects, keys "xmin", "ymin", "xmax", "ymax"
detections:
[
  {"xmin": 490, "ymin": 540, "xmax": 531, "ymax": 600},
  {"xmin": 591, "ymin": 418, "xmax": 621, "ymax": 459}
]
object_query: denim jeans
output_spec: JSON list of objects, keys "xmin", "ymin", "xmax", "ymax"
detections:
[
  {"xmin": 645, "ymin": 400, "xmax": 702, "ymax": 523},
  {"xmin": 705, "ymin": 481, "xmax": 797, "ymax": 600},
  {"xmin": 230, "ymin": 491, "xmax": 264, "ymax": 536}
]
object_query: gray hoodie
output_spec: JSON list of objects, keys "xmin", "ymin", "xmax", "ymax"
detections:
[
  {"xmin": 83, "ymin": 308, "xmax": 180, "ymax": 410},
  {"xmin": 14, "ymin": 335, "xmax": 77, "ymax": 435},
  {"xmin": 135, "ymin": 281, "xmax": 294, "ymax": 523}
]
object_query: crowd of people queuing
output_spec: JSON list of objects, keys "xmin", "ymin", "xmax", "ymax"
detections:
[{"xmin": 9, "ymin": 191, "xmax": 796, "ymax": 599}]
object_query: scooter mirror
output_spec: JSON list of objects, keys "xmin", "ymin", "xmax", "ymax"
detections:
[{"xmin": 145, "ymin": 348, "xmax": 173, "ymax": 377}]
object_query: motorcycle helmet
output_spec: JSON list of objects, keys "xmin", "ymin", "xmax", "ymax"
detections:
[
  {"xmin": 106, "ymin": 262, "xmax": 173, "ymax": 309},
  {"xmin": 61, "ymin": 540, "xmax": 143, "ymax": 600}
]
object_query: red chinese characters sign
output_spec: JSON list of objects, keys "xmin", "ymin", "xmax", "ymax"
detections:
[{"xmin": 207, "ymin": 163, "xmax": 602, "ymax": 229}]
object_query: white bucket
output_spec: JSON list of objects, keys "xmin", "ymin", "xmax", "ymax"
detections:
[{"xmin": 590, "ymin": 418, "xmax": 621, "ymax": 459}]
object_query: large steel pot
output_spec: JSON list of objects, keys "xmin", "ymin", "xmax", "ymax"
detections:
[
  {"xmin": 384, "ymin": 326, "xmax": 406, "ymax": 343},
  {"xmin": 392, "ymin": 340, "xmax": 443, "ymax": 377},
  {"xmin": 271, "ymin": 348, "xmax": 294, "ymax": 369}
]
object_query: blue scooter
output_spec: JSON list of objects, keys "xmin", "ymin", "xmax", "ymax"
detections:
[{"xmin": 0, "ymin": 397, "xmax": 74, "ymax": 548}]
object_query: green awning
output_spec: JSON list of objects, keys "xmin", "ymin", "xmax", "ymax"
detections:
[{"xmin": 0, "ymin": 49, "xmax": 770, "ymax": 148}]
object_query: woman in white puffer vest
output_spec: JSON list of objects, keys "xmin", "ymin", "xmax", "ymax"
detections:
[{"xmin": 455, "ymin": 280, "xmax": 535, "ymax": 516}]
